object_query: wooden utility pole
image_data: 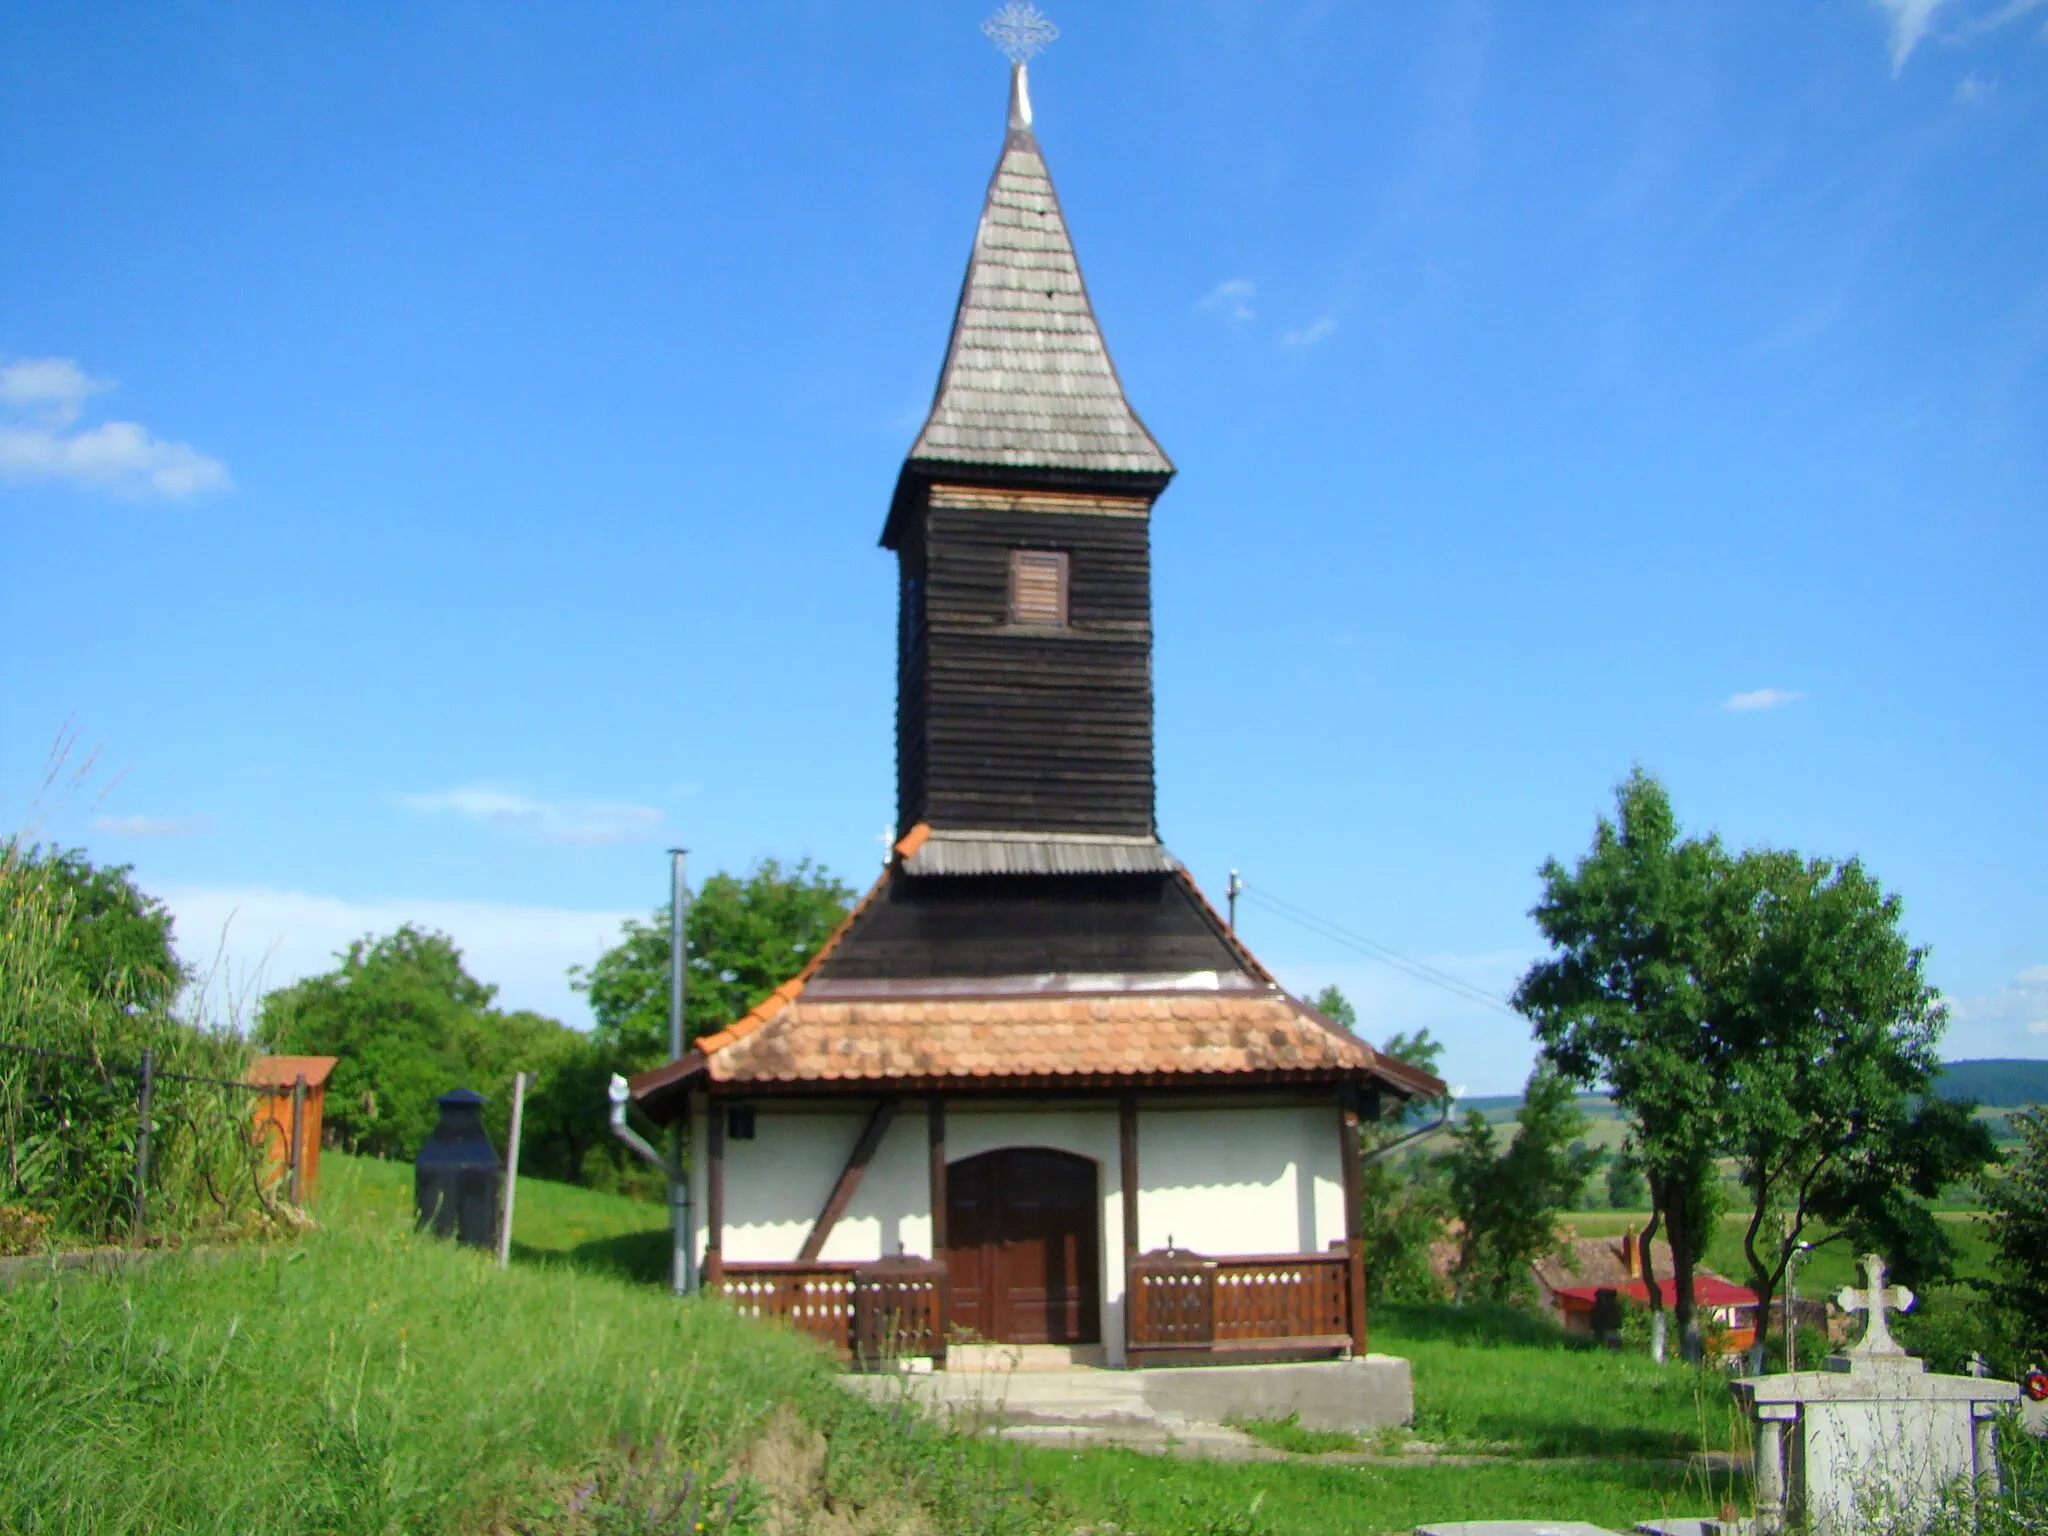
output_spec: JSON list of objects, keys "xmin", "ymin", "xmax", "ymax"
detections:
[{"xmin": 498, "ymin": 1071, "xmax": 527, "ymax": 1270}]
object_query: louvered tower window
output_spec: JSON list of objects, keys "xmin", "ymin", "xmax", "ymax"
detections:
[{"xmin": 1008, "ymin": 549, "xmax": 1069, "ymax": 627}]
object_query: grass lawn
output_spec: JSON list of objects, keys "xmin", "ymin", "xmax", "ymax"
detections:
[
  {"xmin": 326, "ymin": 1149, "xmax": 675, "ymax": 1284},
  {"xmin": 7, "ymin": 1155, "xmax": 2027, "ymax": 1534}
]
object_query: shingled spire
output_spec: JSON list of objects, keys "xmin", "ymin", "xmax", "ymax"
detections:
[{"xmin": 905, "ymin": 61, "xmax": 1172, "ymax": 479}]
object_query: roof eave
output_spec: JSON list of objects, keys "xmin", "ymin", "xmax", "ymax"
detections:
[{"xmin": 882, "ymin": 457, "xmax": 1174, "ymax": 550}]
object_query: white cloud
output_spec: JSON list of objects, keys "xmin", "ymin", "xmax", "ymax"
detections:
[
  {"xmin": 399, "ymin": 784, "xmax": 666, "ymax": 846},
  {"xmin": 1875, "ymin": 0, "xmax": 1953, "ymax": 72},
  {"xmin": 1198, "ymin": 279, "xmax": 1257, "ymax": 322},
  {"xmin": 1723, "ymin": 687, "xmax": 1806, "ymax": 712},
  {"xmin": 1281, "ymin": 316, "xmax": 1337, "ymax": 349},
  {"xmin": 1953, "ymin": 964, "xmax": 2048, "ymax": 1038},
  {"xmin": 0, "ymin": 357, "xmax": 107, "ymax": 426},
  {"xmin": 0, "ymin": 356, "xmax": 229, "ymax": 501},
  {"xmin": 91, "ymin": 813, "xmax": 217, "ymax": 838},
  {"xmin": 163, "ymin": 886, "xmax": 640, "ymax": 1030},
  {"xmin": 1955, "ymin": 71, "xmax": 1994, "ymax": 102}
]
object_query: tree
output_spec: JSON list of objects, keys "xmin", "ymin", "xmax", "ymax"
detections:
[
  {"xmin": 260, "ymin": 925, "xmax": 580, "ymax": 1159},
  {"xmin": 1442, "ymin": 1062, "xmax": 1601, "ymax": 1304},
  {"xmin": 1310, "ymin": 985, "xmax": 1357, "ymax": 1033},
  {"xmin": 1715, "ymin": 848, "xmax": 1994, "ymax": 1368},
  {"xmin": 1604, "ymin": 1148, "xmax": 1648, "ymax": 1210},
  {"xmin": 574, "ymin": 858, "xmax": 855, "ymax": 1070},
  {"xmin": 17, "ymin": 845, "xmax": 185, "ymax": 1013},
  {"xmin": 1342, "ymin": 1006, "xmax": 1453, "ymax": 1302},
  {"xmin": 1513, "ymin": 768, "xmax": 1731, "ymax": 1361},
  {"xmin": 1979, "ymin": 1104, "xmax": 2048, "ymax": 1367}
]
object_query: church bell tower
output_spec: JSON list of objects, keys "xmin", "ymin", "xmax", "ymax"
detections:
[{"xmin": 882, "ymin": 59, "xmax": 1176, "ymax": 868}]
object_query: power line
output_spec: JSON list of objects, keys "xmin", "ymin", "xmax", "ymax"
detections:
[{"xmin": 1237, "ymin": 884, "xmax": 1520, "ymax": 1017}]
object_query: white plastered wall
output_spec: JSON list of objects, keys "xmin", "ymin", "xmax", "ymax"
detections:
[
  {"xmin": 688, "ymin": 1093, "xmax": 1348, "ymax": 1366},
  {"xmin": 687, "ymin": 1097, "xmax": 931, "ymax": 1266}
]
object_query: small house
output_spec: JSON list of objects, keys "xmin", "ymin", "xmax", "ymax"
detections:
[{"xmin": 1534, "ymin": 1227, "xmax": 1762, "ymax": 1353}]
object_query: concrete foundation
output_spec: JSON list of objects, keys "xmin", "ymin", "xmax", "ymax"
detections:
[{"xmin": 844, "ymin": 1353, "xmax": 1413, "ymax": 1434}]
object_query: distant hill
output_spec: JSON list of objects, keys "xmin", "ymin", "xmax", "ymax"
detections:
[
  {"xmin": 1454, "ymin": 1060, "xmax": 2047, "ymax": 1121},
  {"xmin": 1933, "ymin": 1059, "xmax": 2048, "ymax": 1110}
]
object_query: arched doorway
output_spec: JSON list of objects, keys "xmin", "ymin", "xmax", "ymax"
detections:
[{"xmin": 946, "ymin": 1147, "xmax": 1101, "ymax": 1345}]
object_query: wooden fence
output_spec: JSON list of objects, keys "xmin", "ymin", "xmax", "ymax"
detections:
[
  {"xmin": 1127, "ymin": 1247, "xmax": 1358, "ymax": 1366},
  {"xmin": 720, "ymin": 1255, "xmax": 946, "ymax": 1366}
]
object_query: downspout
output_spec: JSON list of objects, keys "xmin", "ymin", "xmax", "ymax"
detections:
[{"xmin": 607, "ymin": 1072, "xmax": 692, "ymax": 1291}]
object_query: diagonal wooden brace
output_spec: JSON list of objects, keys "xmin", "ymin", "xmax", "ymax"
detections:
[{"xmin": 798, "ymin": 1098, "xmax": 898, "ymax": 1263}]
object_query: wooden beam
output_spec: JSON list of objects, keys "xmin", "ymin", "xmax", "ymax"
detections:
[
  {"xmin": 1119, "ymin": 1095, "xmax": 1140, "ymax": 1259},
  {"xmin": 1338, "ymin": 1088, "xmax": 1366, "ymax": 1356},
  {"xmin": 705, "ymin": 1096, "xmax": 725, "ymax": 1288},
  {"xmin": 1120, "ymin": 1095, "xmax": 1139, "ymax": 1357},
  {"xmin": 928, "ymin": 1097, "xmax": 948, "ymax": 1366},
  {"xmin": 797, "ymin": 1099, "xmax": 898, "ymax": 1263}
]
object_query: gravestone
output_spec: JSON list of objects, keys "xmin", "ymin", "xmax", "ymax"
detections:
[{"xmin": 1729, "ymin": 1254, "xmax": 2020, "ymax": 1535}]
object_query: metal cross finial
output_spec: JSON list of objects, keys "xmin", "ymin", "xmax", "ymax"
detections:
[
  {"xmin": 983, "ymin": 3, "xmax": 1059, "ymax": 64},
  {"xmin": 1836, "ymin": 1252, "xmax": 1915, "ymax": 1359}
]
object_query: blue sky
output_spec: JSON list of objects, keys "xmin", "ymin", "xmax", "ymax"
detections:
[{"xmin": 4, "ymin": 1, "xmax": 2043, "ymax": 1092}]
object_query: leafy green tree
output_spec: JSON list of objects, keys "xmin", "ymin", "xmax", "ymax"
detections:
[
  {"xmin": 573, "ymin": 858, "xmax": 855, "ymax": 1069},
  {"xmin": 1442, "ymin": 1063, "xmax": 1600, "ymax": 1304},
  {"xmin": 259, "ymin": 926, "xmax": 579, "ymax": 1159},
  {"xmin": 17, "ymin": 845, "xmax": 185, "ymax": 1013},
  {"xmin": 1342, "ymin": 1008, "xmax": 1453, "ymax": 1302},
  {"xmin": 1513, "ymin": 768, "xmax": 1731, "ymax": 1361},
  {"xmin": 1604, "ymin": 1147, "xmax": 1648, "ymax": 1210},
  {"xmin": 1310, "ymin": 985, "xmax": 1357, "ymax": 1033},
  {"xmin": 1715, "ymin": 847, "xmax": 1994, "ymax": 1365},
  {"xmin": 1976, "ymin": 1105, "xmax": 2048, "ymax": 1368}
]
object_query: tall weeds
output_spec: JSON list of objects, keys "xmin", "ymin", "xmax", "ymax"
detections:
[{"xmin": 0, "ymin": 840, "xmax": 277, "ymax": 1248}]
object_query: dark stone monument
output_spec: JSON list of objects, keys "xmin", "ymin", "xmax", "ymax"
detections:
[
  {"xmin": 414, "ymin": 1088, "xmax": 500, "ymax": 1247},
  {"xmin": 1590, "ymin": 1286, "xmax": 1624, "ymax": 1346}
]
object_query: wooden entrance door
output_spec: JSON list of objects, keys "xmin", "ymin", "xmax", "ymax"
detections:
[{"xmin": 946, "ymin": 1147, "xmax": 1101, "ymax": 1345}]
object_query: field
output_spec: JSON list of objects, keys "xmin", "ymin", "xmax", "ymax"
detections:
[{"xmin": 2, "ymin": 1155, "xmax": 2035, "ymax": 1535}]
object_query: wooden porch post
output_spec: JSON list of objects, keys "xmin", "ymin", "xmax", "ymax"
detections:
[
  {"xmin": 928, "ymin": 1097, "xmax": 948, "ymax": 1366},
  {"xmin": 705, "ymin": 1096, "xmax": 726, "ymax": 1289},
  {"xmin": 1338, "ymin": 1087, "xmax": 1366, "ymax": 1356},
  {"xmin": 1119, "ymin": 1095, "xmax": 1139, "ymax": 1354}
]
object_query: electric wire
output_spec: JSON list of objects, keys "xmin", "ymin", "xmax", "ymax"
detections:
[{"xmin": 1237, "ymin": 884, "xmax": 1520, "ymax": 1017}]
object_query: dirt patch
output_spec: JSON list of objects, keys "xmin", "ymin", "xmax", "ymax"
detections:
[{"xmin": 735, "ymin": 1404, "xmax": 927, "ymax": 1536}]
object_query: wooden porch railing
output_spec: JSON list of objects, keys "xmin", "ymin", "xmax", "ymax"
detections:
[
  {"xmin": 720, "ymin": 1255, "xmax": 946, "ymax": 1366},
  {"xmin": 1127, "ymin": 1245, "xmax": 1362, "ymax": 1366}
]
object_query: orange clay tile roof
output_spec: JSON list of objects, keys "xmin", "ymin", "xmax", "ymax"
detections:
[
  {"xmin": 627, "ymin": 865, "xmax": 1447, "ymax": 1110},
  {"xmin": 630, "ymin": 989, "xmax": 1447, "ymax": 1110},
  {"xmin": 703, "ymin": 992, "xmax": 1379, "ymax": 1085}
]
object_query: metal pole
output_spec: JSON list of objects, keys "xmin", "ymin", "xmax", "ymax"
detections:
[
  {"xmin": 1226, "ymin": 869, "xmax": 1242, "ymax": 934},
  {"xmin": 1786, "ymin": 1242, "xmax": 1811, "ymax": 1373},
  {"xmin": 289, "ymin": 1074, "xmax": 307, "ymax": 1206},
  {"xmin": 498, "ymin": 1071, "xmax": 527, "ymax": 1270},
  {"xmin": 132, "ymin": 1047, "xmax": 155, "ymax": 1242},
  {"xmin": 667, "ymin": 848, "xmax": 694, "ymax": 1296}
]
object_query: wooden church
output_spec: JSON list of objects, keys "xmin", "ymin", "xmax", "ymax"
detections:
[{"xmin": 630, "ymin": 54, "xmax": 1443, "ymax": 1368}]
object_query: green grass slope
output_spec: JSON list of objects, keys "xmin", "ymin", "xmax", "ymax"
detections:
[
  {"xmin": 0, "ymin": 1157, "xmax": 1050, "ymax": 1536},
  {"xmin": 7, "ymin": 1154, "xmax": 2032, "ymax": 1534}
]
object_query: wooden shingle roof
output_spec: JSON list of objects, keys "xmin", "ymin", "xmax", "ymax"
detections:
[{"xmin": 906, "ymin": 65, "xmax": 1172, "ymax": 478}]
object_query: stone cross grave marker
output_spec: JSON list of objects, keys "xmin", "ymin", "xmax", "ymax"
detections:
[
  {"xmin": 1835, "ymin": 1253, "xmax": 1914, "ymax": 1361},
  {"xmin": 1731, "ymin": 1253, "xmax": 2020, "ymax": 1534}
]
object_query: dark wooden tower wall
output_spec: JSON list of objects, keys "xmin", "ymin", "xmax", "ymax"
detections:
[
  {"xmin": 887, "ymin": 64, "xmax": 1175, "ymax": 844},
  {"xmin": 895, "ymin": 484, "xmax": 1158, "ymax": 837}
]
